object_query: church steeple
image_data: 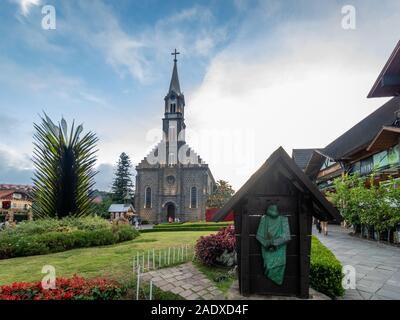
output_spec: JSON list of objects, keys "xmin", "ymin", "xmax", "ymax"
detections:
[
  {"xmin": 169, "ymin": 49, "xmax": 181, "ymax": 94},
  {"xmin": 163, "ymin": 49, "xmax": 186, "ymax": 163}
]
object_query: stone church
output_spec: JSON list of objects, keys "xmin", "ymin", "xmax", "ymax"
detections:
[{"xmin": 135, "ymin": 51, "xmax": 215, "ymax": 223}]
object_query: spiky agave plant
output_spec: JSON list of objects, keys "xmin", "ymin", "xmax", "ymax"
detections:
[{"xmin": 32, "ymin": 114, "xmax": 98, "ymax": 219}]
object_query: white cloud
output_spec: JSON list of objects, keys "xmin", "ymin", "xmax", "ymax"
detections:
[
  {"xmin": 59, "ymin": 2, "xmax": 227, "ymax": 83},
  {"xmin": 185, "ymin": 3, "xmax": 400, "ymax": 190}
]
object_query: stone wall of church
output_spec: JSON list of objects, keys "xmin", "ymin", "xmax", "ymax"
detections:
[
  {"xmin": 180, "ymin": 168, "xmax": 209, "ymax": 222},
  {"xmin": 135, "ymin": 168, "xmax": 160, "ymax": 223}
]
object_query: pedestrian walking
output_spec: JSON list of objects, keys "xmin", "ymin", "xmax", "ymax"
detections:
[{"xmin": 321, "ymin": 220, "xmax": 328, "ymax": 236}]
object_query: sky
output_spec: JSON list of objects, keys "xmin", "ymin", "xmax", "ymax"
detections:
[{"xmin": 0, "ymin": 0, "xmax": 399, "ymax": 191}]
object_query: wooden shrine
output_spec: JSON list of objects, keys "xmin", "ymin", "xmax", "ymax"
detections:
[{"xmin": 212, "ymin": 147, "xmax": 340, "ymax": 298}]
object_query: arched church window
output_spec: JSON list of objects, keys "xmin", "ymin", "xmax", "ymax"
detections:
[
  {"xmin": 190, "ymin": 186, "xmax": 197, "ymax": 208},
  {"xmin": 170, "ymin": 103, "xmax": 176, "ymax": 113},
  {"xmin": 145, "ymin": 187, "xmax": 152, "ymax": 208}
]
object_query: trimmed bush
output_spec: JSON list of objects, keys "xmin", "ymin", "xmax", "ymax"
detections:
[
  {"xmin": 0, "ymin": 217, "xmax": 139, "ymax": 259},
  {"xmin": 310, "ymin": 236, "xmax": 344, "ymax": 298},
  {"xmin": 195, "ymin": 225, "xmax": 235, "ymax": 266}
]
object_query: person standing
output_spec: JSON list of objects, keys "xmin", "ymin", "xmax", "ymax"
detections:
[
  {"xmin": 315, "ymin": 219, "xmax": 322, "ymax": 234},
  {"xmin": 321, "ymin": 220, "xmax": 328, "ymax": 236}
]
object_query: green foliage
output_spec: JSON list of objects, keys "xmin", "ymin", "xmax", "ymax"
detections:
[
  {"xmin": 0, "ymin": 217, "xmax": 139, "ymax": 259},
  {"xmin": 310, "ymin": 236, "xmax": 344, "ymax": 298},
  {"xmin": 32, "ymin": 114, "xmax": 98, "ymax": 219},
  {"xmin": 329, "ymin": 173, "xmax": 400, "ymax": 238},
  {"xmin": 206, "ymin": 180, "xmax": 235, "ymax": 208},
  {"xmin": 111, "ymin": 152, "xmax": 134, "ymax": 202}
]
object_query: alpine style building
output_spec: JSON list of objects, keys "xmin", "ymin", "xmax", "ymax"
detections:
[{"xmin": 134, "ymin": 50, "xmax": 215, "ymax": 223}]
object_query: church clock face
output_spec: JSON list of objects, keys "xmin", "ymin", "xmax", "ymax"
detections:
[{"xmin": 167, "ymin": 175, "xmax": 176, "ymax": 185}]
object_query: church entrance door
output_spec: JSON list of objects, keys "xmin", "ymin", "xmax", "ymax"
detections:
[{"xmin": 166, "ymin": 203, "xmax": 176, "ymax": 222}]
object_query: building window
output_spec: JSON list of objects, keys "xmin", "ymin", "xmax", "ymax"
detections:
[
  {"xmin": 170, "ymin": 103, "xmax": 176, "ymax": 113},
  {"xmin": 145, "ymin": 187, "xmax": 152, "ymax": 208},
  {"xmin": 190, "ymin": 186, "xmax": 197, "ymax": 208}
]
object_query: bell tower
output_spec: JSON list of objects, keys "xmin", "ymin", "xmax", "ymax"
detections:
[{"xmin": 163, "ymin": 49, "xmax": 186, "ymax": 165}]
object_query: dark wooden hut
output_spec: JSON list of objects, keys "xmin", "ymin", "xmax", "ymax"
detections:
[{"xmin": 212, "ymin": 147, "xmax": 341, "ymax": 298}]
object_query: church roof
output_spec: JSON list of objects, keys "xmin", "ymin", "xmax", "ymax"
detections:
[
  {"xmin": 169, "ymin": 60, "xmax": 181, "ymax": 95},
  {"xmin": 136, "ymin": 141, "xmax": 208, "ymax": 169}
]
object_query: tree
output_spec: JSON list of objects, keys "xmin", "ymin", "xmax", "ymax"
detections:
[
  {"xmin": 330, "ymin": 172, "xmax": 400, "ymax": 242},
  {"xmin": 32, "ymin": 114, "xmax": 98, "ymax": 219},
  {"xmin": 111, "ymin": 152, "xmax": 134, "ymax": 202},
  {"xmin": 206, "ymin": 180, "xmax": 235, "ymax": 208}
]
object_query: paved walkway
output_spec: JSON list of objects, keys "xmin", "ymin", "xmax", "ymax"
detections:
[
  {"xmin": 142, "ymin": 262, "xmax": 224, "ymax": 300},
  {"xmin": 314, "ymin": 225, "xmax": 400, "ymax": 300}
]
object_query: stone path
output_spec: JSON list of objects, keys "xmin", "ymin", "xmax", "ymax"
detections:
[
  {"xmin": 142, "ymin": 262, "xmax": 224, "ymax": 300},
  {"xmin": 314, "ymin": 225, "xmax": 400, "ymax": 300}
]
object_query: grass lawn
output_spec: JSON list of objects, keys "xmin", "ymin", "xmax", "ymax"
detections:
[{"xmin": 0, "ymin": 231, "xmax": 215, "ymax": 285}]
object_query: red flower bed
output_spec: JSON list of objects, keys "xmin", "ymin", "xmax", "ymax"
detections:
[
  {"xmin": 0, "ymin": 275, "xmax": 123, "ymax": 300},
  {"xmin": 195, "ymin": 225, "xmax": 236, "ymax": 266}
]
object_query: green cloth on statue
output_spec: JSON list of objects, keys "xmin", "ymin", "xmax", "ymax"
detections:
[{"xmin": 256, "ymin": 205, "xmax": 291, "ymax": 285}]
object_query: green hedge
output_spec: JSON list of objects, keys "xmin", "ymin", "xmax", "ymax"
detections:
[
  {"xmin": 141, "ymin": 226, "xmax": 227, "ymax": 233},
  {"xmin": 0, "ymin": 217, "xmax": 139, "ymax": 259},
  {"xmin": 154, "ymin": 222, "xmax": 232, "ymax": 229},
  {"xmin": 310, "ymin": 236, "xmax": 344, "ymax": 298}
]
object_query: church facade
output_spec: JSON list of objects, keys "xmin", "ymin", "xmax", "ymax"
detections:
[{"xmin": 135, "ymin": 52, "xmax": 215, "ymax": 223}]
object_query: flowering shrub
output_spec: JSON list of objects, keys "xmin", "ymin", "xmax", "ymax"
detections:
[
  {"xmin": 0, "ymin": 275, "xmax": 124, "ymax": 300},
  {"xmin": 195, "ymin": 225, "xmax": 236, "ymax": 266}
]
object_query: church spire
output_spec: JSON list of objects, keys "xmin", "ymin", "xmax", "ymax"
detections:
[{"xmin": 169, "ymin": 49, "xmax": 181, "ymax": 94}]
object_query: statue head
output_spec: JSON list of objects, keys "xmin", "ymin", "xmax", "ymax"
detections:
[{"xmin": 266, "ymin": 204, "xmax": 279, "ymax": 218}]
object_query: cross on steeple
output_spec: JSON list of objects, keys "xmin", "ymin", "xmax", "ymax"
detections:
[{"xmin": 171, "ymin": 49, "xmax": 180, "ymax": 62}]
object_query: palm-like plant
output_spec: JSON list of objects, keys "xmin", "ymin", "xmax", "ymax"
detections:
[{"xmin": 32, "ymin": 114, "xmax": 98, "ymax": 219}]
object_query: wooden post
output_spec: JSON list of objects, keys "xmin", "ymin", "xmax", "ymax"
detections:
[
  {"xmin": 136, "ymin": 265, "xmax": 141, "ymax": 300},
  {"xmin": 149, "ymin": 280, "xmax": 153, "ymax": 300},
  {"xmin": 240, "ymin": 201, "xmax": 250, "ymax": 295},
  {"xmin": 153, "ymin": 249, "xmax": 155, "ymax": 269},
  {"xmin": 168, "ymin": 247, "xmax": 170, "ymax": 265},
  {"xmin": 159, "ymin": 250, "xmax": 161, "ymax": 268},
  {"xmin": 173, "ymin": 247, "xmax": 175, "ymax": 263},
  {"xmin": 142, "ymin": 253, "xmax": 145, "ymax": 272},
  {"xmin": 298, "ymin": 193, "xmax": 310, "ymax": 299},
  {"xmin": 181, "ymin": 245, "xmax": 184, "ymax": 261},
  {"xmin": 148, "ymin": 250, "xmax": 150, "ymax": 270}
]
